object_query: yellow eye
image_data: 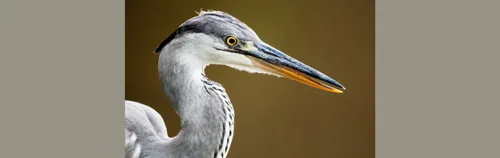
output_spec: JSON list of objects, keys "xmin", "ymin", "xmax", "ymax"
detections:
[{"xmin": 225, "ymin": 36, "xmax": 238, "ymax": 46}]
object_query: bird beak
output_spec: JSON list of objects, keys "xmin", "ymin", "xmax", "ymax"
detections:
[{"xmin": 238, "ymin": 41, "xmax": 345, "ymax": 93}]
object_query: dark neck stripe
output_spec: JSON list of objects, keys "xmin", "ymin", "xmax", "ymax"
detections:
[
  {"xmin": 154, "ymin": 29, "xmax": 178, "ymax": 54},
  {"xmin": 154, "ymin": 24, "xmax": 205, "ymax": 54}
]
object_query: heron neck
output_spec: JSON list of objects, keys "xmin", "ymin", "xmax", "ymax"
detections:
[
  {"xmin": 158, "ymin": 53, "xmax": 214, "ymax": 122},
  {"xmin": 159, "ymin": 51, "xmax": 234, "ymax": 157}
]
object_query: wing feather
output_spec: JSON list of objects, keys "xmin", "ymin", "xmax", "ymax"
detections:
[
  {"xmin": 125, "ymin": 129, "xmax": 142, "ymax": 158},
  {"xmin": 125, "ymin": 100, "xmax": 171, "ymax": 157}
]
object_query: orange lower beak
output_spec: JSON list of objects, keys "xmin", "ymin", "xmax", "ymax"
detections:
[{"xmin": 250, "ymin": 57, "xmax": 344, "ymax": 93}]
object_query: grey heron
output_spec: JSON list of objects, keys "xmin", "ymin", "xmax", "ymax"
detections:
[{"xmin": 125, "ymin": 10, "xmax": 345, "ymax": 158}]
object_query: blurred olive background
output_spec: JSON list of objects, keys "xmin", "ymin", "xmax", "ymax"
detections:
[{"xmin": 126, "ymin": 0, "xmax": 374, "ymax": 157}]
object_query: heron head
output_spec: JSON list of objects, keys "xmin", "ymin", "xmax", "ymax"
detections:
[{"xmin": 155, "ymin": 10, "xmax": 345, "ymax": 93}]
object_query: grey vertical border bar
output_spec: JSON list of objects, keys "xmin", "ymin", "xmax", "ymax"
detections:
[
  {"xmin": 0, "ymin": 0, "xmax": 124, "ymax": 157},
  {"xmin": 377, "ymin": 0, "xmax": 500, "ymax": 157}
]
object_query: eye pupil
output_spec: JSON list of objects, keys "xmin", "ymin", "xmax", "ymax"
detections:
[{"xmin": 226, "ymin": 36, "xmax": 238, "ymax": 46}]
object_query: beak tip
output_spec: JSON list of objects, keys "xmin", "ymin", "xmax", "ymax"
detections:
[
  {"xmin": 331, "ymin": 84, "xmax": 345, "ymax": 94},
  {"xmin": 330, "ymin": 88, "xmax": 344, "ymax": 94},
  {"xmin": 333, "ymin": 83, "xmax": 346, "ymax": 91}
]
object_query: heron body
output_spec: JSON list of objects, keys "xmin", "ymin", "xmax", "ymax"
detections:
[{"xmin": 125, "ymin": 10, "xmax": 345, "ymax": 158}]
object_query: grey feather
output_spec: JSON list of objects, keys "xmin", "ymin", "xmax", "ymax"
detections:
[
  {"xmin": 126, "ymin": 10, "xmax": 278, "ymax": 158},
  {"xmin": 126, "ymin": 11, "xmax": 239, "ymax": 157}
]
